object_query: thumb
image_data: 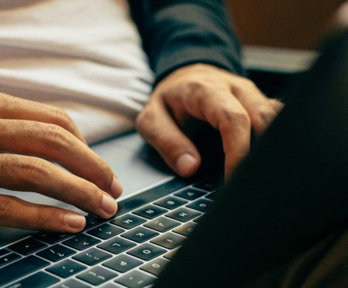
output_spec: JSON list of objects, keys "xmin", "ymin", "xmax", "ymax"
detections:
[{"xmin": 136, "ymin": 102, "xmax": 201, "ymax": 177}]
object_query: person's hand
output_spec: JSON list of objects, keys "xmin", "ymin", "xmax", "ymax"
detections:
[
  {"xmin": 136, "ymin": 64, "xmax": 283, "ymax": 179},
  {"xmin": 329, "ymin": 1, "xmax": 348, "ymax": 29},
  {"xmin": 0, "ymin": 93, "xmax": 123, "ymax": 233}
]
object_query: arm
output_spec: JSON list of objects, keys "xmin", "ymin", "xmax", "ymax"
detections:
[
  {"xmin": 129, "ymin": 0, "xmax": 245, "ymax": 86},
  {"xmin": 129, "ymin": 0, "xmax": 283, "ymax": 179}
]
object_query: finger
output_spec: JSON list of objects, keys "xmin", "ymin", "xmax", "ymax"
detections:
[
  {"xmin": 0, "ymin": 154, "xmax": 118, "ymax": 219},
  {"xmin": 0, "ymin": 92, "xmax": 86, "ymax": 143},
  {"xmin": 0, "ymin": 119, "xmax": 122, "ymax": 198},
  {"xmin": 329, "ymin": 1, "xmax": 348, "ymax": 30},
  {"xmin": 229, "ymin": 78, "xmax": 284, "ymax": 137},
  {"xmin": 0, "ymin": 195, "xmax": 86, "ymax": 233},
  {"xmin": 164, "ymin": 94, "xmax": 190, "ymax": 126},
  {"xmin": 136, "ymin": 98, "xmax": 201, "ymax": 177},
  {"xmin": 181, "ymin": 85, "xmax": 251, "ymax": 178}
]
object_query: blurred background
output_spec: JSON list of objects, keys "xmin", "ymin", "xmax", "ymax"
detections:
[
  {"xmin": 226, "ymin": 0, "xmax": 346, "ymax": 96},
  {"xmin": 228, "ymin": 0, "xmax": 346, "ymax": 49}
]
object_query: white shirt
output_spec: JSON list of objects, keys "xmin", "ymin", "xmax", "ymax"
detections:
[{"xmin": 0, "ymin": 0, "xmax": 154, "ymax": 143}]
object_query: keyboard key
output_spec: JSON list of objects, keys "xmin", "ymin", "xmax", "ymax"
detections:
[
  {"xmin": 46, "ymin": 259, "xmax": 86, "ymax": 278},
  {"xmin": 116, "ymin": 179, "xmax": 187, "ymax": 216},
  {"xmin": 73, "ymin": 248, "xmax": 112, "ymax": 266},
  {"xmin": 34, "ymin": 233, "xmax": 71, "ymax": 244},
  {"xmin": 8, "ymin": 238, "xmax": 47, "ymax": 255},
  {"xmin": 101, "ymin": 284, "xmax": 122, "ymax": 288},
  {"xmin": 122, "ymin": 227, "xmax": 159, "ymax": 243},
  {"xmin": 133, "ymin": 205, "xmax": 167, "ymax": 219},
  {"xmin": 37, "ymin": 244, "xmax": 75, "ymax": 262},
  {"xmin": 155, "ymin": 196, "xmax": 188, "ymax": 210},
  {"xmin": 193, "ymin": 215, "xmax": 203, "ymax": 223},
  {"xmin": 206, "ymin": 191, "xmax": 218, "ymax": 200},
  {"xmin": 174, "ymin": 188, "xmax": 206, "ymax": 201},
  {"xmin": 128, "ymin": 243, "xmax": 166, "ymax": 261},
  {"xmin": 163, "ymin": 249, "xmax": 178, "ymax": 260},
  {"xmin": 0, "ymin": 253, "xmax": 21, "ymax": 268},
  {"xmin": 63, "ymin": 234, "xmax": 100, "ymax": 251},
  {"xmin": 53, "ymin": 279, "xmax": 90, "ymax": 288},
  {"xmin": 88, "ymin": 223, "xmax": 124, "ymax": 240},
  {"xmin": 85, "ymin": 215, "xmax": 104, "ymax": 229},
  {"xmin": 77, "ymin": 266, "xmax": 117, "ymax": 286},
  {"xmin": 4, "ymin": 271, "xmax": 59, "ymax": 288},
  {"xmin": 110, "ymin": 214, "xmax": 146, "ymax": 229},
  {"xmin": 173, "ymin": 222, "xmax": 197, "ymax": 237},
  {"xmin": 193, "ymin": 179, "xmax": 219, "ymax": 192},
  {"xmin": 145, "ymin": 217, "xmax": 180, "ymax": 233},
  {"xmin": 98, "ymin": 237, "xmax": 136, "ymax": 254},
  {"xmin": 166, "ymin": 208, "xmax": 201, "ymax": 222},
  {"xmin": 0, "ymin": 249, "xmax": 10, "ymax": 257},
  {"xmin": 103, "ymin": 254, "xmax": 142, "ymax": 273},
  {"xmin": 141, "ymin": 258, "xmax": 170, "ymax": 277},
  {"xmin": 115, "ymin": 270, "xmax": 156, "ymax": 288},
  {"xmin": 187, "ymin": 198, "xmax": 212, "ymax": 213},
  {"xmin": 0, "ymin": 256, "xmax": 49, "ymax": 287},
  {"xmin": 151, "ymin": 232, "xmax": 186, "ymax": 249}
]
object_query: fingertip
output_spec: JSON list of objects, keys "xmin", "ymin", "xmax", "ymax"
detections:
[
  {"xmin": 175, "ymin": 153, "xmax": 200, "ymax": 178},
  {"xmin": 63, "ymin": 213, "xmax": 86, "ymax": 232},
  {"xmin": 100, "ymin": 194, "xmax": 118, "ymax": 218},
  {"xmin": 110, "ymin": 175, "xmax": 123, "ymax": 198}
]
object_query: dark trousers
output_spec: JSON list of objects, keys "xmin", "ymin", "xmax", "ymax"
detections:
[{"xmin": 154, "ymin": 29, "xmax": 348, "ymax": 288}]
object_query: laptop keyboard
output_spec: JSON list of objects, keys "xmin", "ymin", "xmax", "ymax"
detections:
[{"xmin": 0, "ymin": 178, "xmax": 220, "ymax": 288}]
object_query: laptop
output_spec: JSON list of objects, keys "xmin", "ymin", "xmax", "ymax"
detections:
[
  {"xmin": 0, "ymin": 140, "xmax": 222, "ymax": 288},
  {"xmin": 0, "ymin": 29, "xmax": 347, "ymax": 288}
]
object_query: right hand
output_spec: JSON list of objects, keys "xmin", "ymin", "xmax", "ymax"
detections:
[{"xmin": 0, "ymin": 93, "xmax": 123, "ymax": 233}]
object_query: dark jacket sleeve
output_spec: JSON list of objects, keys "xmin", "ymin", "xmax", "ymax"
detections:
[{"xmin": 128, "ymin": 0, "xmax": 246, "ymax": 86}]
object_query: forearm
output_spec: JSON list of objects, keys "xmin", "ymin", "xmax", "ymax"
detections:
[{"xmin": 129, "ymin": 0, "xmax": 245, "ymax": 86}]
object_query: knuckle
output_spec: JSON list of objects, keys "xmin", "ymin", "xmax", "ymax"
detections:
[
  {"xmin": 0, "ymin": 155, "xmax": 20, "ymax": 183},
  {"xmin": 0, "ymin": 154, "xmax": 50, "ymax": 192},
  {"xmin": 182, "ymin": 80, "xmax": 213, "ymax": 109},
  {"xmin": 0, "ymin": 94, "xmax": 11, "ymax": 116},
  {"xmin": 240, "ymin": 78, "xmax": 257, "ymax": 89},
  {"xmin": 35, "ymin": 208, "xmax": 52, "ymax": 228},
  {"xmin": 79, "ymin": 182, "xmax": 102, "ymax": 209},
  {"xmin": 52, "ymin": 108, "xmax": 75, "ymax": 132},
  {"xmin": 136, "ymin": 111, "xmax": 170, "ymax": 149},
  {"xmin": 0, "ymin": 196, "xmax": 13, "ymax": 222},
  {"xmin": 219, "ymin": 107, "xmax": 251, "ymax": 127},
  {"xmin": 233, "ymin": 78, "xmax": 257, "ymax": 96},
  {"xmin": 136, "ymin": 108, "xmax": 155, "ymax": 132},
  {"xmin": 17, "ymin": 157, "xmax": 49, "ymax": 188},
  {"xmin": 42, "ymin": 124, "xmax": 70, "ymax": 149},
  {"xmin": 184, "ymin": 80, "xmax": 211, "ymax": 95},
  {"xmin": 258, "ymin": 105, "xmax": 276, "ymax": 123},
  {"xmin": 24, "ymin": 159, "xmax": 48, "ymax": 186}
]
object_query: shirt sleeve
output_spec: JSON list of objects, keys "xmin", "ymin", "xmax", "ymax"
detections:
[{"xmin": 129, "ymin": 0, "xmax": 246, "ymax": 86}]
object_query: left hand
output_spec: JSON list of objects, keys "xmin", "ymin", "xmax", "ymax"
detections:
[{"xmin": 136, "ymin": 64, "xmax": 283, "ymax": 179}]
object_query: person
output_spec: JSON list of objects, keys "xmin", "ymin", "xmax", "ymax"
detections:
[
  {"xmin": 153, "ymin": 4, "xmax": 348, "ymax": 287},
  {"xmin": 0, "ymin": 0, "xmax": 281, "ymax": 233},
  {"xmin": 130, "ymin": 0, "xmax": 283, "ymax": 179}
]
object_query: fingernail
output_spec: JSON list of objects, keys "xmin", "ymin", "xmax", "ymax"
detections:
[
  {"xmin": 176, "ymin": 153, "xmax": 198, "ymax": 177},
  {"xmin": 102, "ymin": 194, "xmax": 118, "ymax": 216},
  {"xmin": 64, "ymin": 214, "xmax": 86, "ymax": 230},
  {"xmin": 110, "ymin": 176, "xmax": 123, "ymax": 198}
]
